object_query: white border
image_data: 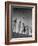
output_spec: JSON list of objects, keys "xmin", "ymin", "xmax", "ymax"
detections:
[{"xmin": 9, "ymin": 4, "xmax": 35, "ymax": 42}]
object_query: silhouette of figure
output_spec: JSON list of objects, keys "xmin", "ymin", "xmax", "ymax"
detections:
[
  {"xmin": 13, "ymin": 18, "xmax": 17, "ymax": 32},
  {"xmin": 22, "ymin": 23, "xmax": 26, "ymax": 33},
  {"xmin": 24, "ymin": 26, "xmax": 26, "ymax": 33}
]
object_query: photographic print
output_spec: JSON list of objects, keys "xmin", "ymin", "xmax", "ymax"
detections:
[
  {"xmin": 11, "ymin": 7, "xmax": 32, "ymax": 38},
  {"xmin": 5, "ymin": 1, "xmax": 37, "ymax": 45}
]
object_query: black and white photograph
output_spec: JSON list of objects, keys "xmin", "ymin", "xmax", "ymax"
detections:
[
  {"xmin": 5, "ymin": 2, "xmax": 37, "ymax": 44},
  {"xmin": 11, "ymin": 6, "xmax": 32, "ymax": 38}
]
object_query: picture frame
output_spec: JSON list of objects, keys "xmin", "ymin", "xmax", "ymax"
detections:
[{"xmin": 5, "ymin": 1, "xmax": 37, "ymax": 45}]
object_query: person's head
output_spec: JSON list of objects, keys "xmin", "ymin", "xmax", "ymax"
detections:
[
  {"xmin": 22, "ymin": 16, "xmax": 24, "ymax": 19},
  {"xmin": 14, "ymin": 18, "xmax": 17, "ymax": 23}
]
